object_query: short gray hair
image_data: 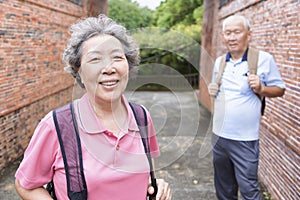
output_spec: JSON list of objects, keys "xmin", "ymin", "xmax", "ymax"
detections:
[
  {"xmin": 222, "ymin": 15, "xmax": 251, "ymax": 32},
  {"xmin": 63, "ymin": 14, "xmax": 140, "ymax": 87}
]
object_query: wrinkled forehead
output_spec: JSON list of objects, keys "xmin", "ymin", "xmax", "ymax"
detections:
[
  {"xmin": 223, "ymin": 16, "xmax": 249, "ymax": 31},
  {"xmin": 82, "ymin": 34, "xmax": 124, "ymax": 54}
]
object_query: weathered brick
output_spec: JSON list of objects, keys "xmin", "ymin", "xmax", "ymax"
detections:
[
  {"xmin": 200, "ymin": 0, "xmax": 300, "ymax": 199},
  {"xmin": 0, "ymin": 0, "xmax": 73, "ymax": 167},
  {"xmin": 0, "ymin": 0, "xmax": 108, "ymax": 171}
]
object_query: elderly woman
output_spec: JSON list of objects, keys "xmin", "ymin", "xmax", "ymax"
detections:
[{"xmin": 15, "ymin": 14, "xmax": 172, "ymax": 200}]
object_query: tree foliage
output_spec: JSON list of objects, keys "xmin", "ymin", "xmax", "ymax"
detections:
[
  {"xmin": 108, "ymin": 0, "xmax": 203, "ymax": 90},
  {"xmin": 132, "ymin": 27, "xmax": 200, "ymax": 75},
  {"xmin": 154, "ymin": 0, "xmax": 203, "ymax": 42},
  {"xmin": 108, "ymin": 0, "xmax": 153, "ymax": 30},
  {"xmin": 108, "ymin": 0, "xmax": 203, "ymax": 42}
]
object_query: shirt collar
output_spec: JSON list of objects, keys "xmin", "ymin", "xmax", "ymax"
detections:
[
  {"xmin": 225, "ymin": 47, "xmax": 249, "ymax": 62},
  {"xmin": 122, "ymin": 97, "xmax": 140, "ymax": 132},
  {"xmin": 75, "ymin": 93, "xmax": 139, "ymax": 134}
]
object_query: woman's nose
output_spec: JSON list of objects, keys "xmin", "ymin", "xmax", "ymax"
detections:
[{"xmin": 101, "ymin": 59, "xmax": 116, "ymax": 74}]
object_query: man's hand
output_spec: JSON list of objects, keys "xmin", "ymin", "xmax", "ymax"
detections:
[
  {"xmin": 148, "ymin": 178, "xmax": 172, "ymax": 200},
  {"xmin": 248, "ymin": 74, "xmax": 262, "ymax": 94},
  {"xmin": 208, "ymin": 83, "xmax": 219, "ymax": 97},
  {"xmin": 248, "ymin": 74, "xmax": 285, "ymax": 97}
]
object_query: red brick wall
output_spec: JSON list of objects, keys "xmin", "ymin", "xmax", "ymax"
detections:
[
  {"xmin": 200, "ymin": 0, "xmax": 300, "ymax": 199},
  {"xmin": 0, "ymin": 0, "xmax": 107, "ymax": 171},
  {"xmin": 0, "ymin": 0, "xmax": 108, "ymax": 170},
  {"xmin": 0, "ymin": 0, "xmax": 82, "ymax": 171}
]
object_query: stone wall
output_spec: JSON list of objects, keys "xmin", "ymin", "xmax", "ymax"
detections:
[{"xmin": 199, "ymin": 0, "xmax": 300, "ymax": 199}]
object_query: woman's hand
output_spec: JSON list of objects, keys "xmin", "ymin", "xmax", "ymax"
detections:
[{"xmin": 148, "ymin": 178, "xmax": 172, "ymax": 200}]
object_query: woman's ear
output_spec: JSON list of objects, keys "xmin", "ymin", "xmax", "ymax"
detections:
[{"xmin": 76, "ymin": 70, "xmax": 85, "ymax": 89}]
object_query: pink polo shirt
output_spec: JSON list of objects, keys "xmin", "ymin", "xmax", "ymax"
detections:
[{"xmin": 15, "ymin": 94, "xmax": 160, "ymax": 200}]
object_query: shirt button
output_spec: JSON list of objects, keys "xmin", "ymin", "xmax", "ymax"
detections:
[
  {"xmin": 105, "ymin": 131, "xmax": 112, "ymax": 136},
  {"xmin": 116, "ymin": 144, "xmax": 120, "ymax": 151}
]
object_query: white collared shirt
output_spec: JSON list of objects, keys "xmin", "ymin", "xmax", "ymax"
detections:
[{"xmin": 212, "ymin": 50, "xmax": 285, "ymax": 141}]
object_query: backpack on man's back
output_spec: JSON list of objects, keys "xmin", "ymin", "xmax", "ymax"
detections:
[{"xmin": 215, "ymin": 47, "xmax": 266, "ymax": 115}]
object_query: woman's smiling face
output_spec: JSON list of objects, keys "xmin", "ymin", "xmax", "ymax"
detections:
[{"xmin": 79, "ymin": 34, "xmax": 129, "ymax": 104}]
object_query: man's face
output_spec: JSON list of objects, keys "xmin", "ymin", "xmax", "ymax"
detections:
[{"xmin": 222, "ymin": 19, "xmax": 251, "ymax": 56}]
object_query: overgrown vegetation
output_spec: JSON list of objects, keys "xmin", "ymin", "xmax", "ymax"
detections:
[
  {"xmin": 260, "ymin": 182, "xmax": 273, "ymax": 200},
  {"xmin": 108, "ymin": 0, "xmax": 203, "ymax": 42},
  {"xmin": 108, "ymin": 0, "xmax": 153, "ymax": 29},
  {"xmin": 153, "ymin": 0, "xmax": 203, "ymax": 42},
  {"xmin": 108, "ymin": 0, "xmax": 203, "ymax": 90}
]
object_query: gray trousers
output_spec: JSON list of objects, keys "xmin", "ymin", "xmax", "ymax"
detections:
[{"xmin": 212, "ymin": 134, "xmax": 262, "ymax": 200}]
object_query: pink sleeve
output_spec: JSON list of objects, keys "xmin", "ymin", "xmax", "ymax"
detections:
[
  {"xmin": 145, "ymin": 110, "xmax": 161, "ymax": 158},
  {"xmin": 15, "ymin": 112, "xmax": 60, "ymax": 189}
]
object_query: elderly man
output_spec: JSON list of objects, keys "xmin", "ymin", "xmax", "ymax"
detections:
[{"xmin": 208, "ymin": 15, "xmax": 285, "ymax": 200}]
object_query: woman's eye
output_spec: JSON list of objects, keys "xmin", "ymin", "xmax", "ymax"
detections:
[
  {"xmin": 89, "ymin": 57, "xmax": 101, "ymax": 62},
  {"xmin": 113, "ymin": 56, "xmax": 125, "ymax": 61}
]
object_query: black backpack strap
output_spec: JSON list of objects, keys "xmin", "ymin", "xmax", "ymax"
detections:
[
  {"xmin": 46, "ymin": 180, "xmax": 57, "ymax": 200},
  {"xmin": 52, "ymin": 103, "xmax": 87, "ymax": 200},
  {"xmin": 129, "ymin": 102, "xmax": 158, "ymax": 200}
]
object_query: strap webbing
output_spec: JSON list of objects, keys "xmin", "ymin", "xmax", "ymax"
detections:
[
  {"xmin": 50, "ymin": 102, "xmax": 157, "ymax": 199},
  {"xmin": 247, "ymin": 47, "xmax": 259, "ymax": 74},
  {"xmin": 129, "ymin": 102, "xmax": 158, "ymax": 200},
  {"xmin": 216, "ymin": 55, "xmax": 226, "ymax": 87},
  {"xmin": 247, "ymin": 48, "xmax": 265, "ymax": 115},
  {"xmin": 53, "ymin": 103, "xmax": 87, "ymax": 200}
]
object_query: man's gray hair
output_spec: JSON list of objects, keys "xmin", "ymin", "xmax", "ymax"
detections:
[
  {"xmin": 63, "ymin": 14, "xmax": 140, "ymax": 87},
  {"xmin": 222, "ymin": 15, "xmax": 251, "ymax": 32}
]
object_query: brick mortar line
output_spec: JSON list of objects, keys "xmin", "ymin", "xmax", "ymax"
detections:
[
  {"xmin": 219, "ymin": 0, "xmax": 266, "ymax": 20},
  {"xmin": 18, "ymin": 0, "xmax": 82, "ymax": 18},
  {"xmin": 0, "ymin": 84, "xmax": 73, "ymax": 117}
]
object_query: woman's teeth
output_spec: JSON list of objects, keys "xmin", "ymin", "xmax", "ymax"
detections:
[{"xmin": 100, "ymin": 81, "xmax": 118, "ymax": 86}]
